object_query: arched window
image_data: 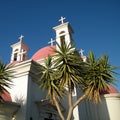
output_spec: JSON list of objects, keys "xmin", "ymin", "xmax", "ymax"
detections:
[
  {"xmin": 59, "ymin": 31, "xmax": 66, "ymax": 46},
  {"xmin": 14, "ymin": 49, "xmax": 18, "ymax": 52},
  {"xmin": 60, "ymin": 35, "xmax": 65, "ymax": 46},
  {"xmin": 14, "ymin": 53, "xmax": 17, "ymax": 61},
  {"xmin": 13, "ymin": 49, "xmax": 18, "ymax": 61},
  {"xmin": 23, "ymin": 54, "xmax": 26, "ymax": 61},
  {"xmin": 59, "ymin": 31, "xmax": 65, "ymax": 34}
]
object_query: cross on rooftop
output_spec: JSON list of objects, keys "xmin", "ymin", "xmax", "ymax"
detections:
[
  {"xmin": 79, "ymin": 49, "xmax": 84, "ymax": 56},
  {"xmin": 48, "ymin": 38, "xmax": 56, "ymax": 46},
  {"xmin": 19, "ymin": 35, "xmax": 24, "ymax": 42},
  {"xmin": 59, "ymin": 16, "xmax": 66, "ymax": 24}
]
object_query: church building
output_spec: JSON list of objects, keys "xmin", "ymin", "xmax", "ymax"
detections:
[{"xmin": 0, "ymin": 17, "xmax": 120, "ymax": 120}]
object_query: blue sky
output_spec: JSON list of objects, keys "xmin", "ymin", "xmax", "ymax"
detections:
[{"xmin": 0, "ymin": 0, "xmax": 120, "ymax": 91}]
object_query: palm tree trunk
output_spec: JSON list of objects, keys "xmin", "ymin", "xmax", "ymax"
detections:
[
  {"xmin": 66, "ymin": 84, "xmax": 73, "ymax": 120},
  {"xmin": 66, "ymin": 94, "xmax": 87, "ymax": 120},
  {"xmin": 53, "ymin": 93, "xmax": 65, "ymax": 120},
  {"xmin": 68, "ymin": 85, "xmax": 73, "ymax": 108},
  {"xmin": 66, "ymin": 107, "xmax": 73, "ymax": 120},
  {"xmin": 73, "ymin": 94, "xmax": 87, "ymax": 109}
]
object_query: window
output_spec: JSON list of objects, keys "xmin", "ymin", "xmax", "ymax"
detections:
[
  {"xmin": 60, "ymin": 35, "xmax": 65, "ymax": 46},
  {"xmin": 30, "ymin": 117, "xmax": 33, "ymax": 120},
  {"xmin": 14, "ymin": 53, "xmax": 17, "ymax": 61},
  {"xmin": 23, "ymin": 54, "xmax": 26, "ymax": 61},
  {"xmin": 13, "ymin": 49, "xmax": 18, "ymax": 61}
]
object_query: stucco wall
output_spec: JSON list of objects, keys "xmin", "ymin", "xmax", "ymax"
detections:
[{"xmin": 86, "ymin": 93, "xmax": 120, "ymax": 120}]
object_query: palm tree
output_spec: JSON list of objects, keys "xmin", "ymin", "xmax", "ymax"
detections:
[
  {"xmin": 38, "ymin": 44, "xmax": 117, "ymax": 120},
  {"xmin": 54, "ymin": 43, "xmax": 86, "ymax": 120},
  {"xmin": 37, "ymin": 55, "xmax": 65, "ymax": 120},
  {"xmin": 54, "ymin": 43, "xmax": 85, "ymax": 87},
  {"xmin": 83, "ymin": 51, "xmax": 116, "ymax": 103},
  {"xmin": 0, "ymin": 60, "xmax": 13, "ymax": 102}
]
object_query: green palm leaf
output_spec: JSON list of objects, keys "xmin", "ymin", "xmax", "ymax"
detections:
[
  {"xmin": 0, "ymin": 60, "xmax": 13, "ymax": 102},
  {"xmin": 83, "ymin": 51, "xmax": 117, "ymax": 103}
]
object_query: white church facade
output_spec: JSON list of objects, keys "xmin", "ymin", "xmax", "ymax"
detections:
[{"xmin": 0, "ymin": 17, "xmax": 120, "ymax": 120}]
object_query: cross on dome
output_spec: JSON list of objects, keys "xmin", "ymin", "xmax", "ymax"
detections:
[
  {"xmin": 19, "ymin": 35, "xmax": 24, "ymax": 42},
  {"xmin": 79, "ymin": 49, "xmax": 84, "ymax": 56},
  {"xmin": 59, "ymin": 16, "xmax": 66, "ymax": 24},
  {"xmin": 48, "ymin": 38, "xmax": 56, "ymax": 46}
]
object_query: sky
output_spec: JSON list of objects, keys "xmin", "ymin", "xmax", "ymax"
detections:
[{"xmin": 0, "ymin": 0, "xmax": 120, "ymax": 91}]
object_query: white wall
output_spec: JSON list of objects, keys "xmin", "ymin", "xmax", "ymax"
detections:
[{"xmin": 86, "ymin": 93, "xmax": 120, "ymax": 120}]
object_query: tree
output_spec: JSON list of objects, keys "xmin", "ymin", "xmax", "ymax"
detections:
[
  {"xmin": 0, "ymin": 60, "xmax": 13, "ymax": 102},
  {"xmin": 37, "ymin": 55, "xmax": 65, "ymax": 120},
  {"xmin": 83, "ymin": 51, "xmax": 116, "ymax": 103},
  {"xmin": 37, "ymin": 44, "xmax": 116, "ymax": 120}
]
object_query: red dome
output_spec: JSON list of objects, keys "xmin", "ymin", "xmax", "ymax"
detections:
[
  {"xmin": 0, "ymin": 90, "xmax": 12, "ymax": 102},
  {"xmin": 101, "ymin": 84, "xmax": 119, "ymax": 95},
  {"xmin": 32, "ymin": 46, "xmax": 56, "ymax": 61}
]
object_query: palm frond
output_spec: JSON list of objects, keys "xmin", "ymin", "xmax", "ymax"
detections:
[{"xmin": 83, "ymin": 52, "xmax": 117, "ymax": 103}]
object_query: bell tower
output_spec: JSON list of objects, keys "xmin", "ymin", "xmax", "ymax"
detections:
[
  {"xmin": 10, "ymin": 35, "xmax": 29, "ymax": 63},
  {"xmin": 53, "ymin": 17, "xmax": 74, "ymax": 48}
]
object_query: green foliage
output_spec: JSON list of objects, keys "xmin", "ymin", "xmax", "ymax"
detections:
[
  {"xmin": 37, "ymin": 43, "xmax": 117, "ymax": 119},
  {"xmin": 83, "ymin": 51, "xmax": 116, "ymax": 103},
  {"xmin": 54, "ymin": 43, "xmax": 85, "ymax": 88},
  {"xmin": 0, "ymin": 60, "xmax": 13, "ymax": 102},
  {"xmin": 38, "ymin": 55, "xmax": 64, "ymax": 102}
]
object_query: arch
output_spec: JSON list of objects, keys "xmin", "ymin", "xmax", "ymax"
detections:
[
  {"xmin": 59, "ymin": 31, "xmax": 65, "ymax": 34},
  {"xmin": 14, "ymin": 49, "xmax": 19, "ymax": 52}
]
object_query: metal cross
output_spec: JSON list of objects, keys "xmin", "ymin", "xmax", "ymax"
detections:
[
  {"xmin": 19, "ymin": 35, "xmax": 24, "ymax": 42},
  {"xmin": 79, "ymin": 49, "xmax": 84, "ymax": 56},
  {"xmin": 59, "ymin": 16, "xmax": 66, "ymax": 24},
  {"xmin": 48, "ymin": 38, "xmax": 56, "ymax": 46}
]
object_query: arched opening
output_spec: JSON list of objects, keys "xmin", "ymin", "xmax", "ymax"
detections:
[
  {"xmin": 59, "ymin": 31, "xmax": 65, "ymax": 34},
  {"xmin": 13, "ymin": 49, "xmax": 18, "ymax": 61},
  {"xmin": 60, "ymin": 35, "xmax": 65, "ymax": 46}
]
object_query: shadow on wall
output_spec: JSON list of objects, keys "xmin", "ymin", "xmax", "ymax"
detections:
[
  {"xmin": 85, "ymin": 93, "xmax": 120, "ymax": 120},
  {"xmin": 13, "ymin": 95, "xmax": 26, "ymax": 120},
  {"xmin": 86, "ymin": 97, "xmax": 110, "ymax": 120},
  {"xmin": 78, "ymin": 96, "xmax": 110, "ymax": 120}
]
